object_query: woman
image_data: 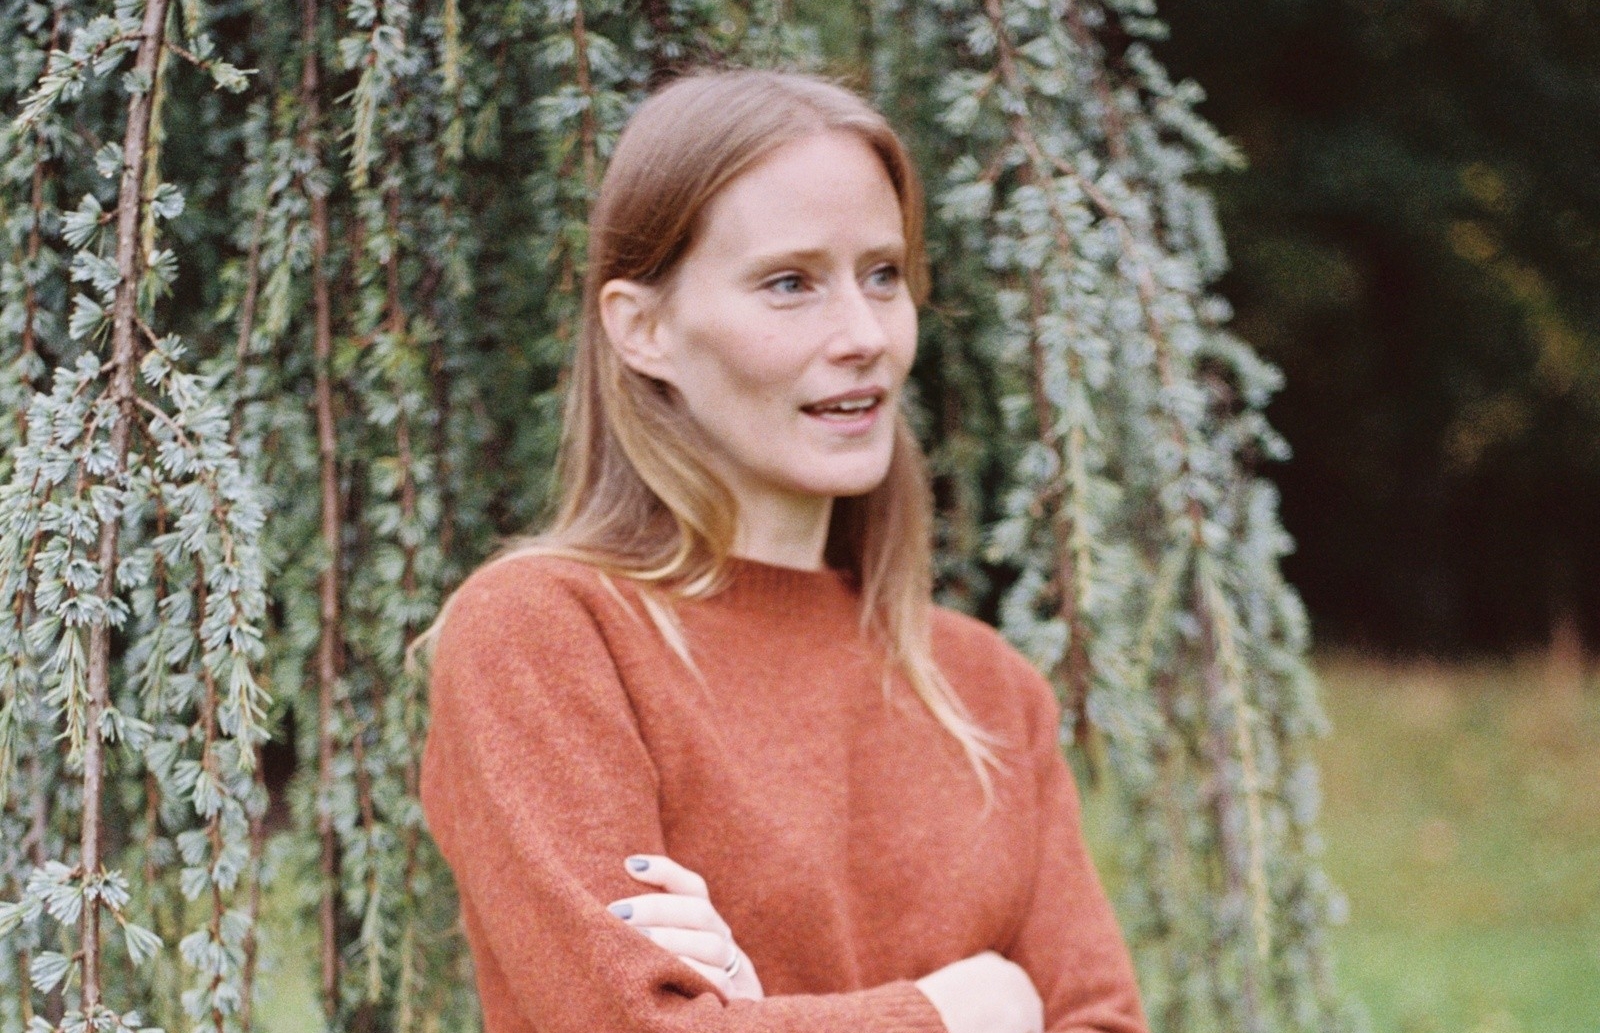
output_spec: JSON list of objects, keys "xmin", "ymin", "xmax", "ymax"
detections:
[{"xmin": 415, "ymin": 67, "xmax": 1149, "ymax": 1033}]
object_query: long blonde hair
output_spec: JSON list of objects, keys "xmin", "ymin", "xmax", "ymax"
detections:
[{"xmin": 409, "ymin": 67, "xmax": 999, "ymax": 796}]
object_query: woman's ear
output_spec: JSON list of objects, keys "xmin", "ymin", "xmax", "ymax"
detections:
[{"xmin": 599, "ymin": 278, "xmax": 674, "ymax": 383}]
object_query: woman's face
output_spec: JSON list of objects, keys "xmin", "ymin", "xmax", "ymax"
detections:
[{"xmin": 605, "ymin": 130, "xmax": 917, "ymax": 521}]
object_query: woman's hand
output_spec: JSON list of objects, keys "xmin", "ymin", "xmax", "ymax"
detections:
[
  {"xmin": 914, "ymin": 950, "xmax": 1043, "ymax": 1033},
  {"xmin": 607, "ymin": 854, "xmax": 764, "ymax": 1001}
]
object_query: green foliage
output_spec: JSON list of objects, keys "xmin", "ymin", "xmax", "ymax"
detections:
[
  {"xmin": 2, "ymin": 5, "xmax": 270, "ymax": 1033},
  {"xmin": 0, "ymin": 2, "xmax": 1353, "ymax": 1032}
]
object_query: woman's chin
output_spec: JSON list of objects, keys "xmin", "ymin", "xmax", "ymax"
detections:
[{"xmin": 805, "ymin": 464, "xmax": 894, "ymax": 500}]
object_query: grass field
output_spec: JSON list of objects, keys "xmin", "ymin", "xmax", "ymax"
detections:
[
  {"xmin": 1311, "ymin": 655, "xmax": 1600, "ymax": 1033},
  {"xmin": 255, "ymin": 655, "xmax": 1600, "ymax": 1032}
]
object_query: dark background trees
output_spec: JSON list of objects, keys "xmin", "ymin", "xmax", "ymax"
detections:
[{"xmin": 1155, "ymin": 0, "xmax": 1600, "ymax": 656}]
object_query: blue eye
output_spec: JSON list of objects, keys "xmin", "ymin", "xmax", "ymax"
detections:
[
  {"xmin": 868, "ymin": 265, "xmax": 902, "ymax": 290},
  {"xmin": 768, "ymin": 274, "xmax": 805, "ymax": 295}
]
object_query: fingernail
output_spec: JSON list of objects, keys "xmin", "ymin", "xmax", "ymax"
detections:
[
  {"xmin": 608, "ymin": 902, "xmax": 632, "ymax": 920},
  {"xmin": 626, "ymin": 856, "xmax": 650, "ymax": 872}
]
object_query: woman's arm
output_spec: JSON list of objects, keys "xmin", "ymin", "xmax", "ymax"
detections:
[
  {"xmin": 1000, "ymin": 658, "xmax": 1149, "ymax": 1033},
  {"xmin": 420, "ymin": 559, "xmax": 944, "ymax": 1033},
  {"xmin": 615, "ymin": 854, "xmax": 1047, "ymax": 1033}
]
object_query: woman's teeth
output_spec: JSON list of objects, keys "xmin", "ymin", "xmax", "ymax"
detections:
[{"xmin": 806, "ymin": 397, "xmax": 878, "ymax": 416}]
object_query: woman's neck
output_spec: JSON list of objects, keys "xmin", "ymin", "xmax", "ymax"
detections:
[{"xmin": 730, "ymin": 493, "xmax": 835, "ymax": 571}]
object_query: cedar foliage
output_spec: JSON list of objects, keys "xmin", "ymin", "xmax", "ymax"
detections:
[{"xmin": 0, "ymin": 1, "xmax": 1356, "ymax": 1031}]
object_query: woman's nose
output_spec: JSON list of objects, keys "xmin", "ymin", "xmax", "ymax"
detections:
[{"xmin": 826, "ymin": 281, "xmax": 891, "ymax": 364}]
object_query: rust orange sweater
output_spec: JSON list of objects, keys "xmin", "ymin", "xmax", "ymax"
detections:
[{"xmin": 419, "ymin": 554, "xmax": 1148, "ymax": 1033}]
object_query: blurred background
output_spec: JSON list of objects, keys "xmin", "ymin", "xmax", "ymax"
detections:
[{"xmin": 1149, "ymin": 0, "xmax": 1600, "ymax": 1029}]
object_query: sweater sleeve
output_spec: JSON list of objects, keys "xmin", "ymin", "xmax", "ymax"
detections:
[
  {"xmin": 1003, "ymin": 659, "xmax": 1150, "ymax": 1033},
  {"xmin": 419, "ymin": 560, "xmax": 946, "ymax": 1033}
]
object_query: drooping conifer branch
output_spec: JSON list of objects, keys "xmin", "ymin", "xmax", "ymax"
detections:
[
  {"xmin": 229, "ymin": 205, "xmax": 268, "ymax": 445},
  {"xmin": 82, "ymin": 0, "xmax": 172, "ymax": 1015},
  {"xmin": 1059, "ymin": 6, "xmax": 1274, "ymax": 1005},
  {"xmin": 18, "ymin": 137, "xmax": 49, "ymax": 404},
  {"xmin": 570, "ymin": 3, "xmax": 600, "ymax": 196},
  {"xmin": 237, "ymin": 759, "xmax": 266, "ymax": 1033},
  {"xmin": 979, "ymin": 0, "xmax": 1100, "ymax": 762},
  {"xmin": 916, "ymin": 0, "xmax": 1348, "ymax": 1028},
  {"xmin": 295, "ymin": 0, "xmax": 345, "ymax": 1016},
  {"xmin": 194, "ymin": 556, "xmax": 228, "ymax": 1033}
]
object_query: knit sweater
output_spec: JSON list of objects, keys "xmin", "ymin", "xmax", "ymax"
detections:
[{"xmin": 419, "ymin": 553, "xmax": 1148, "ymax": 1033}]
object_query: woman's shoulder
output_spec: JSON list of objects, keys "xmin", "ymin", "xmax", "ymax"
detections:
[
  {"xmin": 929, "ymin": 605, "xmax": 1032, "ymax": 676},
  {"xmin": 433, "ymin": 551, "xmax": 634, "ymax": 659},
  {"xmin": 930, "ymin": 605, "xmax": 1061, "ymax": 729},
  {"xmin": 449, "ymin": 549, "xmax": 609, "ymax": 612}
]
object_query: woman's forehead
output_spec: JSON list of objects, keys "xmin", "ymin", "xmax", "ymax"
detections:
[{"xmin": 688, "ymin": 132, "xmax": 906, "ymax": 260}]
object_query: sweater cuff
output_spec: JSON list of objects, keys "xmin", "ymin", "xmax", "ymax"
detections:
[{"xmin": 857, "ymin": 980, "xmax": 948, "ymax": 1033}]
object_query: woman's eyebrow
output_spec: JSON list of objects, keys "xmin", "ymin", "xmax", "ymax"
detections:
[{"xmin": 743, "ymin": 241, "xmax": 907, "ymax": 269}]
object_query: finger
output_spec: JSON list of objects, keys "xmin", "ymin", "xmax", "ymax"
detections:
[
  {"xmin": 623, "ymin": 855, "xmax": 709, "ymax": 898},
  {"xmin": 635, "ymin": 926, "xmax": 734, "ymax": 968},
  {"xmin": 607, "ymin": 893, "xmax": 728, "ymax": 936},
  {"xmin": 678, "ymin": 955, "xmax": 733, "ymax": 997}
]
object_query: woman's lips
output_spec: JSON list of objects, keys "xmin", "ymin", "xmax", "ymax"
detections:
[
  {"xmin": 800, "ymin": 387, "xmax": 885, "ymax": 414},
  {"xmin": 801, "ymin": 392, "xmax": 884, "ymax": 433}
]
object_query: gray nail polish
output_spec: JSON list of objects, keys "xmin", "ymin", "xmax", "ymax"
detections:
[
  {"xmin": 626, "ymin": 856, "xmax": 650, "ymax": 872},
  {"xmin": 608, "ymin": 902, "xmax": 632, "ymax": 920}
]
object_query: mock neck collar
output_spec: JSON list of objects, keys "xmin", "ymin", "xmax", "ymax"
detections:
[{"xmin": 708, "ymin": 555, "xmax": 860, "ymax": 614}]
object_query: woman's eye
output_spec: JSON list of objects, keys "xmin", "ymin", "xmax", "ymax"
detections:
[
  {"xmin": 767, "ymin": 274, "xmax": 805, "ymax": 295},
  {"xmin": 867, "ymin": 265, "xmax": 902, "ymax": 291}
]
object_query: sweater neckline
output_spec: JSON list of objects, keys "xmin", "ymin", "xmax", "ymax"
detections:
[{"xmin": 712, "ymin": 555, "xmax": 859, "ymax": 612}]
